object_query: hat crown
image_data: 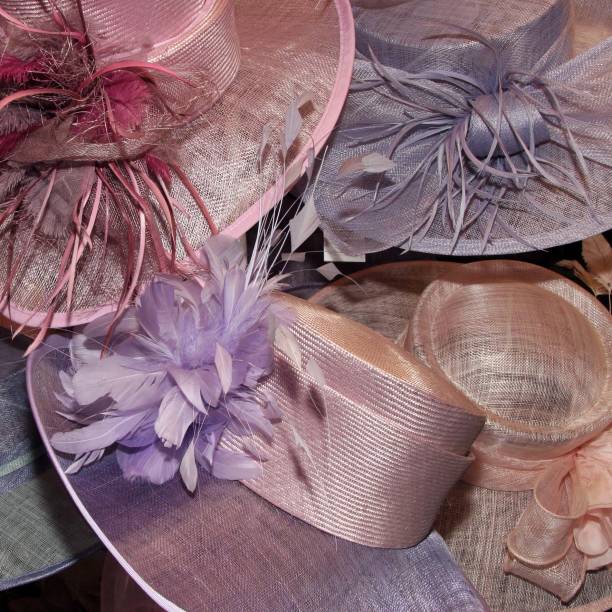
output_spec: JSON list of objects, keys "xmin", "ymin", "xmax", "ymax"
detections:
[
  {"xmin": 431, "ymin": 282, "xmax": 607, "ymax": 430},
  {"xmin": 467, "ymin": 91, "xmax": 551, "ymax": 158},
  {"xmin": 0, "ymin": 0, "xmax": 213, "ymax": 58}
]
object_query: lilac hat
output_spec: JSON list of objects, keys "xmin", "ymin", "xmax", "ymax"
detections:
[
  {"xmin": 312, "ymin": 0, "xmax": 612, "ymax": 256},
  {"xmin": 25, "ymin": 236, "xmax": 487, "ymax": 611},
  {"xmin": 0, "ymin": 0, "xmax": 354, "ymax": 335}
]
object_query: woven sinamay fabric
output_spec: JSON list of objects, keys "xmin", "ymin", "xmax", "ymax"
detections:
[
  {"xmin": 25, "ymin": 235, "xmax": 488, "ymax": 610},
  {"xmin": 28, "ymin": 328, "xmax": 487, "ymax": 610},
  {"xmin": 410, "ymin": 261, "xmax": 611, "ymax": 610},
  {"xmin": 311, "ymin": 260, "xmax": 612, "ymax": 611},
  {"xmin": 0, "ymin": 0, "xmax": 349, "ymax": 329},
  {"xmin": 96, "ymin": 530, "xmax": 487, "ymax": 612},
  {"xmin": 0, "ymin": 334, "xmax": 98, "ymax": 590}
]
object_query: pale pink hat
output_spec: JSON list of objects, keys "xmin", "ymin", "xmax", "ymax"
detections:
[{"xmin": 0, "ymin": 0, "xmax": 354, "ymax": 332}]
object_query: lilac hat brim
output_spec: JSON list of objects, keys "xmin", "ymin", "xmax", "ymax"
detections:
[{"xmin": 313, "ymin": 0, "xmax": 612, "ymax": 257}]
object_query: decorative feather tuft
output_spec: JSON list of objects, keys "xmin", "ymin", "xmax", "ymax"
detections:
[
  {"xmin": 328, "ymin": 30, "xmax": 603, "ymax": 253},
  {"xmin": 145, "ymin": 153, "xmax": 173, "ymax": 187},
  {"xmin": 73, "ymin": 69, "xmax": 153, "ymax": 140},
  {"xmin": 50, "ymin": 235, "xmax": 295, "ymax": 493},
  {"xmin": 0, "ymin": 54, "xmax": 42, "ymax": 85}
]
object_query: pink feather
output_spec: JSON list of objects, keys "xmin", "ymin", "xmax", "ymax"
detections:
[
  {"xmin": 103, "ymin": 71, "xmax": 151, "ymax": 133},
  {"xmin": 0, "ymin": 54, "xmax": 41, "ymax": 85},
  {"xmin": 146, "ymin": 154, "xmax": 172, "ymax": 187},
  {"xmin": 0, "ymin": 130, "xmax": 27, "ymax": 157}
]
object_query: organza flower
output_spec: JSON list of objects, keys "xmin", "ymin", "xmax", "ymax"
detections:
[
  {"xmin": 573, "ymin": 428, "xmax": 612, "ymax": 569},
  {"xmin": 507, "ymin": 426, "xmax": 612, "ymax": 591},
  {"xmin": 51, "ymin": 236, "xmax": 293, "ymax": 492}
]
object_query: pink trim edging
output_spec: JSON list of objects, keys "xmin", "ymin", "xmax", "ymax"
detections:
[{"xmin": 223, "ymin": 0, "xmax": 355, "ymax": 237}]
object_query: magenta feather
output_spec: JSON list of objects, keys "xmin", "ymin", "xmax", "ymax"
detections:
[
  {"xmin": 0, "ymin": 54, "xmax": 42, "ymax": 85},
  {"xmin": 0, "ymin": 9, "xmax": 220, "ymax": 347}
]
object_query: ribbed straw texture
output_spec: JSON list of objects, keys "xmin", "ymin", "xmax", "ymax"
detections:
[
  {"xmin": 233, "ymin": 295, "xmax": 484, "ymax": 548},
  {"xmin": 0, "ymin": 0, "xmax": 210, "ymax": 59},
  {"xmin": 28, "ymin": 293, "xmax": 484, "ymax": 610},
  {"xmin": 310, "ymin": 260, "xmax": 612, "ymax": 610}
]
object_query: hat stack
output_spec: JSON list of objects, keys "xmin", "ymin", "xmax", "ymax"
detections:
[{"xmin": 1, "ymin": 0, "xmax": 610, "ymax": 611}]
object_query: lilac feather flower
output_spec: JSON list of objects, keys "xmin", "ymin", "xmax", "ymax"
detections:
[{"xmin": 51, "ymin": 236, "xmax": 293, "ymax": 492}]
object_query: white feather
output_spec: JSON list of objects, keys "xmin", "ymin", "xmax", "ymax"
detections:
[
  {"xmin": 275, "ymin": 325, "xmax": 302, "ymax": 371},
  {"xmin": 339, "ymin": 152, "xmax": 396, "ymax": 176},
  {"xmin": 215, "ymin": 343, "xmax": 233, "ymax": 394},
  {"xmin": 317, "ymin": 262, "xmax": 341, "ymax": 281},
  {"xmin": 180, "ymin": 439, "xmax": 198, "ymax": 493},
  {"xmin": 306, "ymin": 358, "xmax": 326, "ymax": 388},
  {"xmin": 281, "ymin": 92, "xmax": 313, "ymax": 157},
  {"xmin": 289, "ymin": 194, "xmax": 319, "ymax": 252},
  {"xmin": 289, "ymin": 422, "xmax": 316, "ymax": 466}
]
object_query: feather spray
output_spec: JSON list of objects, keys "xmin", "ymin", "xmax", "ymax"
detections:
[
  {"xmin": 335, "ymin": 29, "xmax": 601, "ymax": 253},
  {"xmin": 51, "ymin": 234, "xmax": 295, "ymax": 492},
  {"xmin": 47, "ymin": 94, "xmax": 318, "ymax": 492}
]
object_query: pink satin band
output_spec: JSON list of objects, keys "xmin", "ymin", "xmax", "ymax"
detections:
[{"xmin": 222, "ymin": 295, "xmax": 484, "ymax": 549}]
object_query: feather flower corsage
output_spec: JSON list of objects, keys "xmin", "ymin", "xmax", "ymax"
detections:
[{"xmin": 51, "ymin": 236, "xmax": 294, "ymax": 492}]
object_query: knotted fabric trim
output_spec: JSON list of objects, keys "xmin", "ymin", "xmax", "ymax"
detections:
[
  {"xmin": 4, "ymin": 0, "xmax": 240, "ymax": 164},
  {"xmin": 467, "ymin": 429, "xmax": 612, "ymax": 602}
]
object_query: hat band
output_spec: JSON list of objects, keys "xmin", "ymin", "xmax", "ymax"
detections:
[
  {"xmin": 407, "ymin": 259, "xmax": 612, "ymax": 601},
  {"xmin": 223, "ymin": 294, "xmax": 483, "ymax": 549},
  {"xmin": 464, "ymin": 426, "xmax": 612, "ymax": 602}
]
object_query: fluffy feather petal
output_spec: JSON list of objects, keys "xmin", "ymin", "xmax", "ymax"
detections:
[
  {"xmin": 116, "ymin": 441, "xmax": 182, "ymax": 485},
  {"xmin": 211, "ymin": 448, "xmax": 263, "ymax": 481},
  {"xmin": 168, "ymin": 367, "xmax": 206, "ymax": 412},
  {"xmin": 154, "ymin": 386, "xmax": 196, "ymax": 448},
  {"xmin": 179, "ymin": 439, "xmax": 198, "ymax": 492},
  {"xmin": 51, "ymin": 410, "xmax": 147, "ymax": 455},
  {"xmin": 214, "ymin": 343, "xmax": 233, "ymax": 395}
]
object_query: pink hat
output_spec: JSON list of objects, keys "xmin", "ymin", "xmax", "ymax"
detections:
[{"xmin": 0, "ymin": 0, "xmax": 354, "ymax": 334}]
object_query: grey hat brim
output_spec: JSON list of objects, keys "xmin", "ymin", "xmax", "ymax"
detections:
[{"xmin": 0, "ymin": 335, "xmax": 99, "ymax": 590}]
